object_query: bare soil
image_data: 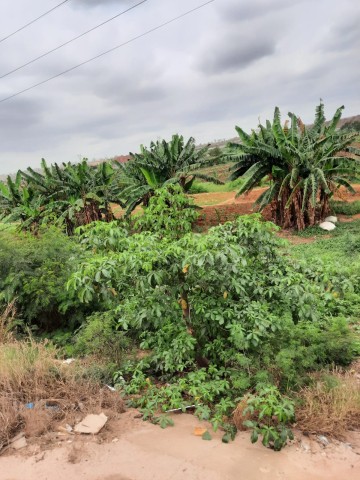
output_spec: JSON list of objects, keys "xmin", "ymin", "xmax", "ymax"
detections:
[
  {"xmin": 192, "ymin": 185, "xmax": 360, "ymax": 231},
  {"xmin": 0, "ymin": 411, "xmax": 359, "ymax": 480}
]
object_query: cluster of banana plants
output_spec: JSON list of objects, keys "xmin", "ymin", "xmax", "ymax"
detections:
[
  {"xmin": 226, "ymin": 102, "xmax": 360, "ymax": 229},
  {"xmin": 0, "ymin": 159, "xmax": 124, "ymax": 234},
  {"xmin": 0, "ymin": 134, "xmax": 220, "ymax": 232}
]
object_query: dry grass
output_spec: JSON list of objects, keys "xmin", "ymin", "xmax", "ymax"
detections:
[
  {"xmin": 0, "ymin": 300, "xmax": 17, "ymax": 343},
  {"xmin": 0, "ymin": 339, "xmax": 125, "ymax": 451},
  {"xmin": 233, "ymin": 395, "xmax": 253, "ymax": 431},
  {"xmin": 296, "ymin": 371, "xmax": 360, "ymax": 439}
]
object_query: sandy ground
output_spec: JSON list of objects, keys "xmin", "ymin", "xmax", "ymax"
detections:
[{"xmin": 1, "ymin": 411, "xmax": 359, "ymax": 480}]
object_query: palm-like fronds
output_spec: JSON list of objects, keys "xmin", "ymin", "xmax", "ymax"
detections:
[
  {"xmin": 226, "ymin": 102, "xmax": 360, "ymax": 229},
  {"xmin": 118, "ymin": 134, "xmax": 215, "ymax": 213}
]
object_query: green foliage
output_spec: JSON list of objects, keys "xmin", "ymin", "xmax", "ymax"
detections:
[
  {"xmin": 135, "ymin": 186, "xmax": 199, "ymax": 239},
  {"xmin": 331, "ymin": 200, "xmax": 360, "ymax": 216},
  {"xmin": 243, "ymin": 385, "xmax": 295, "ymax": 451},
  {"xmin": 291, "ymin": 220, "xmax": 360, "ymax": 330},
  {"xmin": 0, "ymin": 159, "xmax": 124, "ymax": 234},
  {"xmin": 119, "ymin": 134, "xmax": 221, "ymax": 214},
  {"xmin": 69, "ymin": 214, "xmax": 358, "ymax": 446},
  {"xmin": 226, "ymin": 102, "xmax": 360, "ymax": 229},
  {"xmin": 74, "ymin": 311, "xmax": 131, "ymax": 364},
  {"xmin": 0, "ymin": 228, "xmax": 86, "ymax": 329}
]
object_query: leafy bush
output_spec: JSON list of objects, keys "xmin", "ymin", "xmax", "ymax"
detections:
[
  {"xmin": 134, "ymin": 185, "xmax": 199, "ymax": 239},
  {"xmin": 69, "ymin": 214, "xmax": 358, "ymax": 447},
  {"xmin": 240, "ymin": 385, "xmax": 295, "ymax": 451},
  {"xmin": 0, "ymin": 228, "xmax": 87, "ymax": 330},
  {"xmin": 74, "ymin": 311, "xmax": 131, "ymax": 364},
  {"xmin": 188, "ymin": 182, "xmax": 209, "ymax": 194}
]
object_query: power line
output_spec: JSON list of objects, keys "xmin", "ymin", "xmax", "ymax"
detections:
[
  {"xmin": 0, "ymin": 0, "xmax": 148, "ymax": 79},
  {"xmin": 0, "ymin": 0, "xmax": 71, "ymax": 44},
  {"xmin": 0, "ymin": 0, "xmax": 215, "ymax": 104}
]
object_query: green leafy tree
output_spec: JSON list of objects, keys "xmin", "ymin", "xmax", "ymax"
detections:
[
  {"xmin": 134, "ymin": 185, "xmax": 199, "ymax": 239},
  {"xmin": 226, "ymin": 103, "xmax": 360, "ymax": 229}
]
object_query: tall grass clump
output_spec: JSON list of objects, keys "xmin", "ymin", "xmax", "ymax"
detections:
[{"xmin": 296, "ymin": 371, "xmax": 360, "ymax": 439}]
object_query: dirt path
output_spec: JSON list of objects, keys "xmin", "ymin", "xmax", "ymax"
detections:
[
  {"xmin": 192, "ymin": 185, "xmax": 360, "ymax": 208},
  {"xmin": 1, "ymin": 412, "xmax": 359, "ymax": 480}
]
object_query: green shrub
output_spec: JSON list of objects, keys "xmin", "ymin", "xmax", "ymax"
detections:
[
  {"xmin": 74, "ymin": 311, "xmax": 131, "ymax": 364},
  {"xmin": 135, "ymin": 185, "xmax": 199, "ymax": 239},
  {"xmin": 69, "ymin": 214, "xmax": 358, "ymax": 447},
  {"xmin": 241, "ymin": 384, "xmax": 295, "ymax": 451},
  {"xmin": 0, "ymin": 227, "xmax": 87, "ymax": 330},
  {"xmin": 331, "ymin": 200, "xmax": 360, "ymax": 216}
]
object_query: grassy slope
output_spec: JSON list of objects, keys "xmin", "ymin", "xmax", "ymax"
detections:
[{"xmin": 291, "ymin": 220, "xmax": 360, "ymax": 261}]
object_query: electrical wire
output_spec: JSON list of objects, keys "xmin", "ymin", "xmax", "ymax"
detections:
[
  {"xmin": 0, "ymin": 0, "xmax": 148, "ymax": 79},
  {"xmin": 0, "ymin": 0, "xmax": 71, "ymax": 44},
  {"xmin": 0, "ymin": 0, "xmax": 215, "ymax": 104}
]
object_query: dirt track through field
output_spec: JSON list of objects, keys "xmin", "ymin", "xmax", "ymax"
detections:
[
  {"xmin": 1, "ymin": 412, "xmax": 359, "ymax": 480},
  {"xmin": 191, "ymin": 185, "xmax": 360, "ymax": 229}
]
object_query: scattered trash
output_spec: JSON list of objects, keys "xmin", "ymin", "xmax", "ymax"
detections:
[
  {"xmin": 74, "ymin": 413, "xmax": 108, "ymax": 434},
  {"xmin": 193, "ymin": 427, "xmax": 207, "ymax": 437},
  {"xmin": 45, "ymin": 402, "xmax": 60, "ymax": 412},
  {"xmin": 58, "ymin": 424, "xmax": 73, "ymax": 434},
  {"xmin": 25, "ymin": 402, "xmax": 34, "ymax": 409},
  {"xmin": 62, "ymin": 358, "xmax": 75, "ymax": 365},
  {"xmin": 317, "ymin": 435, "xmax": 330, "ymax": 447},
  {"xmin": 165, "ymin": 404, "xmax": 197, "ymax": 413},
  {"xmin": 106, "ymin": 385, "xmax": 116, "ymax": 392}
]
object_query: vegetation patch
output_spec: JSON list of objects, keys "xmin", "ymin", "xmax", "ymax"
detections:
[
  {"xmin": 296, "ymin": 370, "xmax": 360, "ymax": 439},
  {"xmin": 0, "ymin": 339, "xmax": 124, "ymax": 451}
]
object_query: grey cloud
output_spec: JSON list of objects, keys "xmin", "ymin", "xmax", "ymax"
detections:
[
  {"xmin": 218, "ymin": 0, "xmax": 289, "ymax": 22},
  {"xmin": 93, "ymin": 79, "xmax": 167, "ymax": 105},
  {"xmin": 72, "ymin": 0, "xmax": 129, "ymax": 7},
  {"xmin": 325, "ymin": 15, "xmax": 360, "ymax": 52},
  {"xmin": 199, "ymin": 37, "xmax": 276, "ymax": 74}
]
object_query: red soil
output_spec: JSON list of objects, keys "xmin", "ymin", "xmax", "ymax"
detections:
[{"xmin": 193, "ymin": 185, "xmax": 360, "ymax": 229}]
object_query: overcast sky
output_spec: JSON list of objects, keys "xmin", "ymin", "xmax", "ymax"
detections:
[{"xmin": 0, "ymin": 0, "xmax": 359, "ymax": 173}]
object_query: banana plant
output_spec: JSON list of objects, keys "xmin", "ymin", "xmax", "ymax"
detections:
[
  {"xmin": 226, "ymin": 102, "xmax": 360, "ymax": 229},
  {"xmin": 118, "ymin": 134, "xmax": 221, "ymax": 214}
]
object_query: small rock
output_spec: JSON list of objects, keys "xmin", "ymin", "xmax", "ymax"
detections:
[
  {"xmin": 325, "ymin": 216, "xmax": 338, "ymax": 223},
  {"xmin": 317, "ymin": 435, "xmax": 330, "ymax": 446},
  {"xmin": 35, "ymin": 452, "xmax": 45, "ymax": 463},
  {"xmin": 74, "ymin": 413, "xmax": 108, "ymax": 434},
  {"xmin": 301, "ymin": 440, "xmax": 311, "ymax": 452},
  {"xmin": 319, "ymin": 221, "xmax": 336, "ymax": 231}
]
